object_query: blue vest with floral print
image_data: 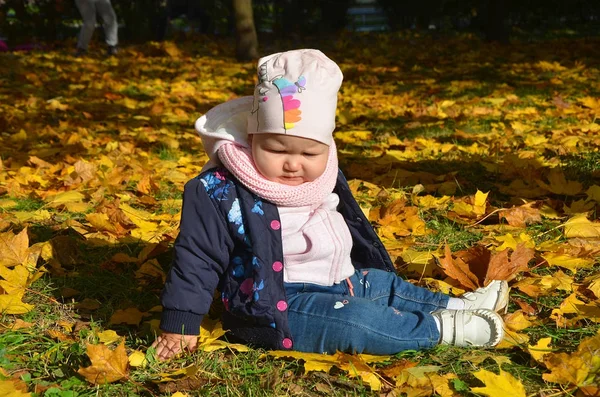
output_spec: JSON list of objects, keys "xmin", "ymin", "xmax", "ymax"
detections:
[{"xmin": 160, "ymin": 167, "xmax": 394, "ymax": 350}]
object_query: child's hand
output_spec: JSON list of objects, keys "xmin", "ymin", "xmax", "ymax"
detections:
[{"xmin": 151, "ymin": 332, "xmax": 198, "ymax": 360}]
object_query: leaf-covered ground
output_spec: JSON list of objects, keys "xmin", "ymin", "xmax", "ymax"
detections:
[{"xmin": 1, "ymin": 32, "xmax": 600, "ymax": 396}]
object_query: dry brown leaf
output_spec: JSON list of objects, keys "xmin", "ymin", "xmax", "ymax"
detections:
[
  {"xmin": 485, "ymin": 244, "xmax": 534, "ymax": 283},
  {"xmin": 438, "ymin": 244, "xmax": 479, "ymax": 290},
  {"xmin": 500, "ymin": 204, "xmax": 542, "ymax": 227},
  {"xmin": 512, "ymin": 298, "xmax": 538, "ymax": 315}
]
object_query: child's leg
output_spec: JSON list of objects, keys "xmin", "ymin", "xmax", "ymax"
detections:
[
  {"xmin": 347, "ymin": 269, "xmax": 449, "ymax": 313},
  {"xmin": 348, "ymin": 269, "xmax": 508, "ymax": 313},
  {"xmin": 285, "ymin": 290, "xmax": 440, "ymax": 355}
]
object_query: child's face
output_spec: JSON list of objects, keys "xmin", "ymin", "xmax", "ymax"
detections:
[{"xmin": 251, "ymin": 134, "xmax": 329, "ymax": 186}]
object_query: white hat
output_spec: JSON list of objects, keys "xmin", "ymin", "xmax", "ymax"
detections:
[
  {"xmin": 195, "ymin": 49, "xmax": 343, "ymax": 167},
  {"xmin": 247, "ymin": 49, "xmax": 343, "ymax": 145}
]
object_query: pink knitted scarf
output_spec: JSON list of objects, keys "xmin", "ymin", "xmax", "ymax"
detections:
[{"xmin": 218, "ymin": 142, "xmax": 338, "ymax": 207}]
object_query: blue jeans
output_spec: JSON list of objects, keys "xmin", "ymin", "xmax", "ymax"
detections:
[{"xmin": 284, "ymin": 268, "xmax": 449, "ymax": 355}]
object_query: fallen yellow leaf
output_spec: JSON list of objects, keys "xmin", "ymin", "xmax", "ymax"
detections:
[
  {"xmin": 0, "ymin": 379, "xmax": 31, "ymax": 397},
  {"xmin": 128, "ymin": 350, "xmax": 148, "ymax": 368},
  {"xmin": 0, "ymin": 228, "xmax": 29, "ymax": 267},
  {"xmin": 504, "ymin": 310, "xmax": 536, "ymax": 331},
  {"xmin": 97, "ymin": 330, "xmax": 121, "ymax": 344},
  {"xmin": 564, "ymin": 214, "xmax": 600, "ymax": 238},
  {"xmin": 78, "ymin": 341, "xmax": 129, "ymax": 384},
  {"xmin": 527, "ymin": 337, "xmax": 553, "ymax": 363},
  {"xmin": 471, "ymin": 369, "xmax": 526, "ymax": 397},
  {"xmin": 109, "ymin": 307, "xmax": 145, "ymax": 326}
]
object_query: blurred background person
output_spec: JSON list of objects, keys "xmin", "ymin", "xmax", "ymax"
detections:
[{"xmin": 75, "ymin": 0, "xmax": 118, "ymax": 56}]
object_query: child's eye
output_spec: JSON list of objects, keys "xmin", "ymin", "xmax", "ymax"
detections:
[
  {"xmin": 303, "ymin": 153, "xmax": 318, "ymax": 157},
  {"xmin": 268, "ymin": 149, "xmax": 286, "ymax": 154}
]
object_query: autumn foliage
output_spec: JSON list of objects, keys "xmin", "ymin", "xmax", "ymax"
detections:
[{"xmin": 1, "ymin": 33, "xmax": 600, "ymax": 395}]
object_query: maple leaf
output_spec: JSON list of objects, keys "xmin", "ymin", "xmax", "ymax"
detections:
[
  {"xmin": 564, "ymin": 214, "xmax": 600, "ymax": 238},
  {"xmin": 97, "ymin": 330, "xmax": 121, "ymax": 344},
  {"xmin": 536, "ymin": 169, "xmax": 582, "ymax": 196},
  {"xmin": 136, "ymin": 172, "xmax": 159, "ymax": 195},
  {"xmin": 586, "ymin": 185, "xmax": 600, "ymax": 202},
  {"xmin": 485, "ymin": 244, "xmax": 534, "ymax": 283},
  {"xmin": 543, "ymin": 352, "xmax": 590, "ymax": 387},
  {"xmin": 427, "ymin": 373, "xmax": 458, "ymax": 397},
  {"xmin": 493, "ymin": 232, "xmax": 535, "ymax": 252},
  {"xmin": 471, "ymin": 369, "xmax": 526, "ymax": 397},
  {"xmin": 135, "ymin": 259, "xmax": 167, "ymax": 283},
  {"xmin": 422, "ymin": 278, "xmax": 465, "ymax": 295},
  {"xmin": 0, "ymin": 293, "xmax": 34, "ymax": 315},
  {"xmin": 128, "ymin": 350, "xmax": 148, "ymax": 368},
  {"xmin": 460, "ymin": 352, "xmax": 511, "ymax": 366},
  {"xmin": 85, "ymin": 213, "xmax": 126, "ymax": 235},
  {"xmin": 438, "ymin": 244, "xmax": 480, "ymax": 290},
  {"xmin": 154, "ymin": 365, "xmax": 200, "ymax": 383},
  {"xmin": 413, "ymin": 195, "xmax": 452, "ymax": 210},
  {"xmin": 541, "ymin": 250, "xmax": 595, "ymax": 273},
  {"xmin": 527, "ymin": 337, "xmax": 553, "ymax": 363},
  {"xmin": 268, "ymin": 350, "xmax": 388, "ymax": 390},
  {"xmin": 196, "ymin": 318, "xmax": 249, "ymax": 353},
  {"xmin": 578, "ymin": 96, "xmax": 600, "ymax": 115},
  {"xmin": 504, "ymin": 310, "xmax": 537, "ymax": 331},
  {"xmin": 78, "ymin": 341, "xmax": 129, "ymax": 384},
  {"xmin": 500, "ymin": 203, "xmax": 542, "ymax": 227},
  {"xmin": 496, "ymin": 328, "xmax": 530, "ymax": 349},
  {"xmin": 0, "ymin": 379, "xmax": 31, "ymax": 397},
  {"xmin": 393, "ymin": 365, "xmax": 443, "ymax": 396},
  {"xmin": 447, "ymin": 190, "xmax": 489, "ymax": 220},
  {"xmin": 0, "ymin": 228, "xmax": 29, "ymax": 267},
  {"xmin": 380, "ymin": 359, "xmax": 419, "ymax": 378},
  {"xmin": 585, "ymin": 274, "xmax": 600, "ymax": 299},
  {"xmin": 0, "ymin": 265, "xmax": 32, "ymax": 294},
  {"xmin": 109, "ymin": 307, "xmax": 146, "ymax": 326}
]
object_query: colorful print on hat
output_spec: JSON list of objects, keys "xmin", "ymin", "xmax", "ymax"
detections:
[{"xmin": 247, "ymin": 49, "xmax": 343, "ymax": 146}]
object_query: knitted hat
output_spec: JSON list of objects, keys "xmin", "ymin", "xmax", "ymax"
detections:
[
  {"xmin": 195, "ymin": 49, "xmax": 342, "ymax": 169},
  {"xmin": 247, "ymin": 49, "xmax": 343, "ymax": 145}
]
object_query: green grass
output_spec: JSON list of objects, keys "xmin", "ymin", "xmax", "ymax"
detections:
[
  {"xmin": 119, "ymin": 85, "xmax": 156, "ymax": 102},
  {"xmin": 398, "ymin": 123, "xmax": 456, "ymax": 141},
  {"xmin": 561, "ymin": 151, "xmax": 600, "ymax": 185},
  {"xmin": 416, "ymin": 211, "xmax": 483, "ymax": 251},
  {"xmin": 7, "ymin": 197, "xmax": 46, "ymax": 212},
  {"xmin": 2, "ymin": 31, "xmax": 600, "ymax": 397},
  {"xmin": 526, "ymin": 219, "xmax": 566, "ymax": 245},
  {"xmin": 153, "ymin": 145, "xmax": 180, "ymax": 162}
]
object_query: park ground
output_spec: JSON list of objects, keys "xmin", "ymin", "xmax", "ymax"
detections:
[{"xmin": 1, "ymin": 31, "xmax": 600, "ymax": 396}]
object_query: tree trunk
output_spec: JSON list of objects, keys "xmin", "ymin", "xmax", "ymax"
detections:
[{"xmin": 233, "ymin": 0, "xmax": 258, "ymax": 61}]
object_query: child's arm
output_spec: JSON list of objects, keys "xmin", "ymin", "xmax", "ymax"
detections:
[
  {"xmin": 159, "ymin": 175, "xmax": 235, "ymax": 351},
  {"xmin": 151, "ymin": 332, "xmax": 198, "ymax": 360}
]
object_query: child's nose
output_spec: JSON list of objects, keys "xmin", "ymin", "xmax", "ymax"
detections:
[{"xmin": 284, "ymin": 157, "xmax": 301, "ymax": 171}]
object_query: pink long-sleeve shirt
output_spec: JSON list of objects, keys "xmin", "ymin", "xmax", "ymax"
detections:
[{"xmin": 279, "ymin": 193, "xmax": 355, "ymax": 285}]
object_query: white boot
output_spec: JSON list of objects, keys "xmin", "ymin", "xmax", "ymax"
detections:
[
  {"xmin": 432, "ymin": 309, "xmax": 504, "ymax": 347},
  {"xmin": 460, "ymin": 280, "xmax": 509, "ymax": 313}
]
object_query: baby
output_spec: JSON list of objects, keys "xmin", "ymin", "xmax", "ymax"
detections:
[{"xmin": 152, "ymin": 49, "xmax": 507, "ymax": 360}]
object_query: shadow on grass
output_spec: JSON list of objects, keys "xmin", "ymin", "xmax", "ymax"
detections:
[
  {"xmin": 338, "ymin": 145, "xmax": 600, "ymax": 205},
  {"xmin": 27, "ymin": 225, "xmax": 172, "ymax": 340}
]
